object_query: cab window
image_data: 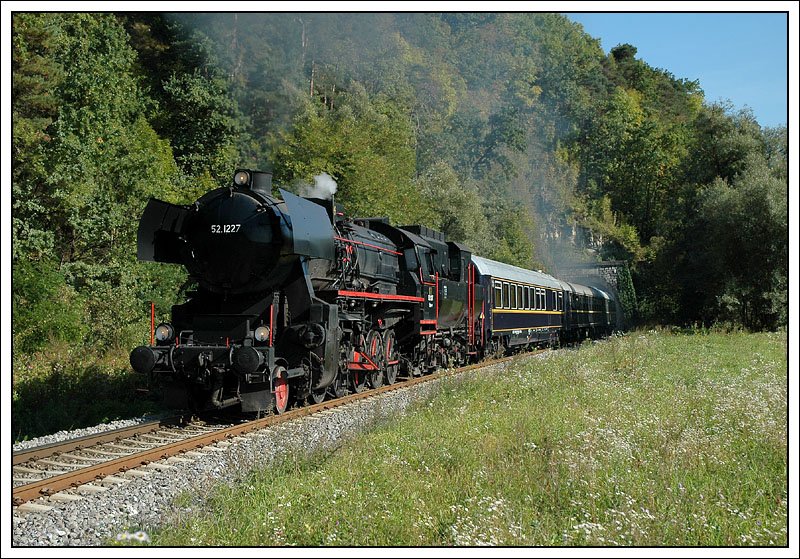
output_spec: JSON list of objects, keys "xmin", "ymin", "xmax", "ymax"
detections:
[{"xmin": 404, "ymin": 248, "xmax": 418, "ymax": 270}]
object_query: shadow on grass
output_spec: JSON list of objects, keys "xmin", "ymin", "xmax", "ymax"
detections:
[{"xmin": 12, "ymin": 356, "xmax": 168, "ymax": 442}]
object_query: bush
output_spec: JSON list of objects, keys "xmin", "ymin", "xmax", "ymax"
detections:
[
  {"xmin": 12, "ymin": 344, "xmax": 167, "ymax": 441},
  {"xmin": 12, "ymin": 258, "xmax": 87, "ymax": 356}
]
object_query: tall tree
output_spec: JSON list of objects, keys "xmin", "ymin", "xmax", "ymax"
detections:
[
  {"xmin": 273, "ymin": 83, "xmax": 431, "ymax": 225},
  {"xmin": 12, "ymin": 13, "xmax": 186, "ymax": 351}
]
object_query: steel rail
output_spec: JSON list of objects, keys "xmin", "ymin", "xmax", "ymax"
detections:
[
  {"xmin": 13, "ymin": 350, "xmax": 544, "ymax": 506},
  {"xmin": 12, "ymin": 417, "xmax": 187, "ymax": 466}
]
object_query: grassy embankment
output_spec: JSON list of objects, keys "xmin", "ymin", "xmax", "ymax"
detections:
[
  {"xmin": 144, "ymin": 330, "xmax": 786, "ymax": 546},
  {"xmin": 12, "ymin": 345, "xmax": 166, "ymax": 441}
]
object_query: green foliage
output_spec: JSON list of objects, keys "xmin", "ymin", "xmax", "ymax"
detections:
[
  {"xmin": 124, "ymin": 14, "xmax": 244, "ymax": 185},
  {"xmin": 13, "ymin": 346, "xmax": 167, "ymax": 441},
  {"xmin": 12, "ymin": 259, "xmax": 86, "ymax": 356},
  {"xmin": 484, "ymin": 202, "xmax": 537, "ymax": 269},
  {"xmin": 635, "ymin": 103, "xmax": 786, "ymax": 329},
  {"xmin": 12, "ymin": 14, "xmax": 64, "ymax": 261},
  {"xmin": 415, "ymin": 162, "xmax": 491, "ymax": 253},
  {"xmin": 159, "ymin": 71, "xmax": 241, "ymax": 182},
  {"xmin": 574, "ymin": 194, "xmax": 643, "ymax": 260},
  {"xmin": 697, "ymin": 155, "xmax": 787, "ymax": 330},
  {"xmin": 686, "ymin": 103, "xmax": 764, "ymax": 184},
  {"xmin": 12, "ymin": 13, "xmax": 194, "ymax": 365},
  {"xmin": 472, "ymin": 106, "xmax": 527, "ymax": 179},
  {"xmin": 273, "ymin": 85, "xmax": 430, "ymax": 225},
  {"xmin": 615, "ymin": 263, "xmax": 637, "ymax": 323}
]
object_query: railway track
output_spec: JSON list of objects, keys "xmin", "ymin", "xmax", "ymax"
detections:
[{"xmin": 13, "ymin": 351, "xmax": 540, "ymax": 511}]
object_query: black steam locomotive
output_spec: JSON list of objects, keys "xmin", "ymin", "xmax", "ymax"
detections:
[{"xmin": 130, "ymin": 170, "xmax": 618, "ymax": 413}]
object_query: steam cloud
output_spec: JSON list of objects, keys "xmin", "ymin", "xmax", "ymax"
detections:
[{"xmin": 300, "ymin": 172, "xmax": 338, "ymax": 200}]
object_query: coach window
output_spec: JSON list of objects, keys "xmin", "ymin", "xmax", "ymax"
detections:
[
  {"xmin": 558, "ymin": 292, "xmax": 563, "ymax": 311},
  {"xmin": 523, "ymin": 286, "xmax": 529, "ymax": 310},
  {"xmin": 502, "ymin": 282, "xmax": 510, "ymax": 309},
  {"xmin": 494, "ymin": 281, "xmax": 503, "ymax": 309},
  {"xmin": 510, "ymin": 283, "xmax": 517, "ymax": 309},
  {"xmin": 517, "ymin": 286, "xmax": 523, "ymax": 310}
]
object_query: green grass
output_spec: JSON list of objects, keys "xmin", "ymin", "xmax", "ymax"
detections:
[
  {"xmin": 13, "ymin": 344, "xmax": 167, "ymax": 441},
  {"xmin": 145, "ymin": 330, "xmax": 787, "ymax": 546}
]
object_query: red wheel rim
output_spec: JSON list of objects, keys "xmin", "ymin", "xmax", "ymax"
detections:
[{"xmin": 274, "ymin": 376, "xmax": 289, "ymax": 413}]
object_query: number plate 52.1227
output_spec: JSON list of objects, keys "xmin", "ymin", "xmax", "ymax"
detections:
[{"xmin": 211, "ymin": 224, "xmax": 241, "ymax": 234}]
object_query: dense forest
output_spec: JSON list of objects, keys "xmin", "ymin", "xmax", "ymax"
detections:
[{"xmin": 13, "ymin": 12, "xmax": 787, "ymax": 363}]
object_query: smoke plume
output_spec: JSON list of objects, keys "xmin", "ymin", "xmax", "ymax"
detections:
[{"xmin": 300, "ymin": 172, "xmax": 338, "ymax": 200}]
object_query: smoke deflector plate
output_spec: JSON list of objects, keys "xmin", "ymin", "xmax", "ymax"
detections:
[{"xmin": 280, "ymin": 188, "xmax": 335, "ymax": 260}]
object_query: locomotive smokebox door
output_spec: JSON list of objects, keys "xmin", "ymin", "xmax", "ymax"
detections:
[{"xmin": 280, "ymin": 189, "xmax": 335, "ymax": 260}]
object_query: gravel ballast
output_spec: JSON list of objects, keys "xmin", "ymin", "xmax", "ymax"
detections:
[{"xmin": 12, "ymin": 354, "xmax": 545, "ymax": 547}]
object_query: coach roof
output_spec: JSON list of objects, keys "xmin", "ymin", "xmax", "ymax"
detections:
[{"xmin": 471, "ymin": 254, "xmax": 562, "ymax": 289}]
